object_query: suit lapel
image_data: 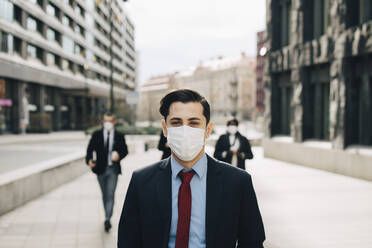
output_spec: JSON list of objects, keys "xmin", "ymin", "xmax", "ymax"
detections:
[
  {"xmin": 156, "ymin": 158, "xmax": 172, "ymax": 248},
  {"xmin": 206, "ymin": 155, "xmax": 222, "ymax": 248}
]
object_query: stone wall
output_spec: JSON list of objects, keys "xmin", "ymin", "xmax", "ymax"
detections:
[{"xmin": 264, "ymin": 0, "xmax": 372, "ymax": 149}]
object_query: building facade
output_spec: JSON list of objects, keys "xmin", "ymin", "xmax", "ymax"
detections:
[
  {"xmin": 173, "ymin": 53, "xmax": 257, "ymax": 123},
  {"xmin": 264, "ymin": 0, "xmax": 372, "ymax": 180},
  {"xmin": 137, "ymin": 74, "xmax": 175, "ymax": 123},
  {"xmin": 0, "ymin": 0, "xmax": 134, "ymax": 134}
]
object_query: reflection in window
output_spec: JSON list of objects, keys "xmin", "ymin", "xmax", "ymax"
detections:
[
  {"xmin": 46, "ymin": 4, "xmax": 56, "ymax": 17},
  {"xmin": 46, "ymin": 52, "xmax": 55, "ymax": 65},
  {"xmin": 27, "ymin": 16, "xmax": 37, "ymax": 31},
  {"xmin": 27, "ymin": 44, "xmax": 37, "ymax": 58},
  {"xmin": 62, "ymin": 36, "xmax": 74, "ymax": 54},
  {"xmin": 0, "ymin": 0, "xmax": 13, "ymax": 22},
  {"xmin": 46, "ymin": 28, "xmax": 56, "ymax": 41},
  {"xmin": 1, "ymin": 32, "xmax": 13, "ymax": 53}
]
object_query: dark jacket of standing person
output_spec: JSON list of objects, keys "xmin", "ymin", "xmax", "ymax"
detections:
[
  {"xmin": 157, "ymin": 131, "xmax": 171, "ymax": 159},
  {"xmin": 214, "ymin": 120, "xmax": 253, "ymax": 170},
  {"xmin": 85, "ymin": 128, "xmax": 128, "ymax": 175}
]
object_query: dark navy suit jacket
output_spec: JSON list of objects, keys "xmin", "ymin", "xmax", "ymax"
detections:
[{"xmin": 117, "ymin": 155, "xmax": 265, "ymax": 248}]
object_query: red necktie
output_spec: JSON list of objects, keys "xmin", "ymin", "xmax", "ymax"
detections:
[{"xmin": 175, "ymin": 170, "xmax": 195, "ymax": 248}]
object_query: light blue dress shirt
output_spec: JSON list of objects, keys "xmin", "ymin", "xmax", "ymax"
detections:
[{"xmin": 168, "ymin": 154, "xmax": 207, "ymax": 248}]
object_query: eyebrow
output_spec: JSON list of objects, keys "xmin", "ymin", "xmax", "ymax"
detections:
[
  {"xmin": 188, "ymin": 117, "xmax": 201, "ymax": 121},
  {"xmin": 169, "ymin": 117, "xmax": 201, "ymax": 121}
]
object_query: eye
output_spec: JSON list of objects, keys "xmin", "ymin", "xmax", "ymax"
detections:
[{"xmin": 170, "ymin": 121, "xmax": 182, "ymax": 126}]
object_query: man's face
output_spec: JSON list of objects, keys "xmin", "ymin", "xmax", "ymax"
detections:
[
  {"xmin": 161, "ymin": 101, "xmax": 213, "ymax": 139},
  {"xmin": 102, "ymin": 115, "xmax": 116, "ymax": 125}
]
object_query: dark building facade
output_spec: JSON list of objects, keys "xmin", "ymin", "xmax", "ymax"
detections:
[
  {"xmin": 264, "ymin": 0, "xmax": 372, "ymax": 181},
  {"xmin": 0, "ymin": 0, "xmax": 135, "ymax": 134}
]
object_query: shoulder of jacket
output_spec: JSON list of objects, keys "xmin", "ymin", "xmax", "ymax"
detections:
[
  {"xmin": 92, "ymin": 130, "xmax": 102, "ymax": 136},
  {"xmin": 133, "ymin": 159, "xmax": 167, "ymax": 178}
]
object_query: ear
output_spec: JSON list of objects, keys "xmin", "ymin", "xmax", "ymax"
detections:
[
  {"xmin": 205, "ymin": 122, "xmax": 214, "ymax": 139},
  {"xmin": 161, "ymin": 119, "xmax": 168, "ymax": 138}
]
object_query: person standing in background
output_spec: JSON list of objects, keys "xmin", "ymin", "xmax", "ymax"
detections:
[
  {"xmin": 214, "ymin": 118, "xmax": 253, "ymax": 170},
  {"xmin": 86, "ymin": 113, "xmax": 128, "ymax": 232},
  {"xmin": 157, "ymin": 131, "xmax": 171, "ymax": 159}
]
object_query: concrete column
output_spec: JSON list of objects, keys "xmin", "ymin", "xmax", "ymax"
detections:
[
  {"xmin": 11, "ymin": 82, "xmax": 26, "ymax": 134},
  {"xmin": 68, "ymin": 96, "xmax": 76, "ymax": 130},
  {"xmin": 81, "ymin": 96, "xmax": 87, "ymax": 129},
  {"xmin": 21, "ymin": 10, "xmax": 27, "ymax": 28},
  {"xmin": 35, "ymin": 85, "xmax": 46, "ymax": 114},
  {"xmin": 53, "ymin": 90, "xmax": 62, "ymax": 131}
]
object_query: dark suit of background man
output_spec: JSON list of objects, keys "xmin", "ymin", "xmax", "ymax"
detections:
[
  {"xmin": 214, "ymin": 119, "xmax": 253, "ymax": 170},
  {"xmin": 118, "ymin": 89, "xmax": 265, "ymax": 248},
  {"xmin": 86, "ymin": 113, "xmax": 128, "ymax": 232},
  {"xmin": 158, "ymin": 131, "xmax": 171, "ymax": 159}
]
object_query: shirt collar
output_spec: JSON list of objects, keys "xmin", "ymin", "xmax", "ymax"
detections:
[
  {"xmin": 171, "ymin": 153, "xmax": 207, "ymax": 180},
  {"xmin": 104, "ymin": 129, "xmax": 114, "ymax": 136}
]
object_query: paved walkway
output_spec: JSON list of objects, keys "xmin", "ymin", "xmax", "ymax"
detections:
[{"xmin": 0, "ymin": 147, "xmax": 372, "ymax": 248}]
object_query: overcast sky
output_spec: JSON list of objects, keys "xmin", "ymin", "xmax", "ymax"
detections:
[{"xmin": 125, "ymin": 0, "xmax": 266, "ymax": 84}]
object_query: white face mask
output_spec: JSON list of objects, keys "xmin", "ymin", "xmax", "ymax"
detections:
[
  {"xmin": 103, "ymin": 121, "xmax": 114, "ymax": 131},
  {"xmin": 227, "ymin": 125, "xmax": 238, "ymax": 135},
  {"xmin": 167, "ymin": 125, "xmax": 206, "ymax": 161}
]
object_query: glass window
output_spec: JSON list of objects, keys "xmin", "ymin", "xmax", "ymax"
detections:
[
  {"xmin": 62, "ymin": 15, "xmax": 72, "ymax": 28},
  {"xmin": 62, "ymin": 36, "xmax": 74, "ymax": 54},
  {"xmin": 62, "ymin": 59, "xmax": 68, "ymax": 70},
  {"xmin": 1, "ymin": 32, "xmax": 12, "ymax": 53},
  {"xmin": 46, "ymin": 52, "xmax": 55, "ymax": 65},
  {"xmin": 75, "ymin": 25, "xmax": 81, "ymax": 34},
  {"xmin": 74, "ymin": 43, "xmax": 80, "ymax": 54},
  {"xmin": 27, "ymin": 44, "xmax": 37, "ymax": 58},
  {"xmin": 68, "ymin": 60, "xmax": 74, "ymax": 72},
  {"xmin": 86, "ymin": 13, "xmax": 94, "ymax": 28},
  {"xmin": 27, "ymin": 16, "xmax": 37, "ymax": 31},
  {"xmin": 86, "ymin": 32, "xmax": 94, "ymax": 46},
  {"xmin": 46, "ymin": 4, "xmax": 56, "ymax": 17},
  {"xmin": 0, "ymin": 0, "xmax": 13, "ymax": 22},
  {"xmin": 86, "ymin": 0, "xmax": 95, "ymax": 10},
  {"xmin": 46, "ymin": 28, "xmax": 56, "ymax": 41}
]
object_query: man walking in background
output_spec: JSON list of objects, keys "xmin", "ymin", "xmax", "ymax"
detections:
[
  {"xmin": 214, "ymin": 118, "xmax": 253, "ymax": 170},
  {"xmin": 118, "ymin": 89, "xmax": 265, "ymax": 247},
  {"xmin": 86, "ymin": 113, "xmax": 128, "ymax": 232}
]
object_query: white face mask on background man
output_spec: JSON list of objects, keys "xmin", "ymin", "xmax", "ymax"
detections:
[
  {"xmin": 227, "ymin": 125, "xmax": 238, "ymax": 135},
  {"xmin": 166, "ymin": 125, "xmax": 206, "ymax": 161},
  {"xmin": 103, "ymin": 121, "xmax": 114, "ymax": 131}
]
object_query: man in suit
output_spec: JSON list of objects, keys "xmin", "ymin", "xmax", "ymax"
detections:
[
  {"xmin": 86, "ymin": 113, "xmax": 128, "ymax": 232},
  {"xmin": 118, "ymin": 89, "xmax": 265, "ymax": 248},
  {"xmin": 214, "ymin": 118, "xmax": 254, "ymax": 170}
]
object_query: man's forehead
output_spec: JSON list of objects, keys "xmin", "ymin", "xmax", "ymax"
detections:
[
  {"xmin": 168, "ymin": 102, "xmax": 204, "ymax": 118},
  {"xmin": 104, "ymin": 115, "xmax": 115, "ymax": 121}
]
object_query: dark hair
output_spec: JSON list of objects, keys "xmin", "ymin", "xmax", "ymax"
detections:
[
  {"xmin": 159, "ymin": 89, "xmax": 210, "ymax": 124},
  {"xmin": 103, "ymin": 112, "xmax": 115, "ymax": 119},
  {"xmin": 227, "ymin": 118, "xmax": 239, "ymax": 126}
]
